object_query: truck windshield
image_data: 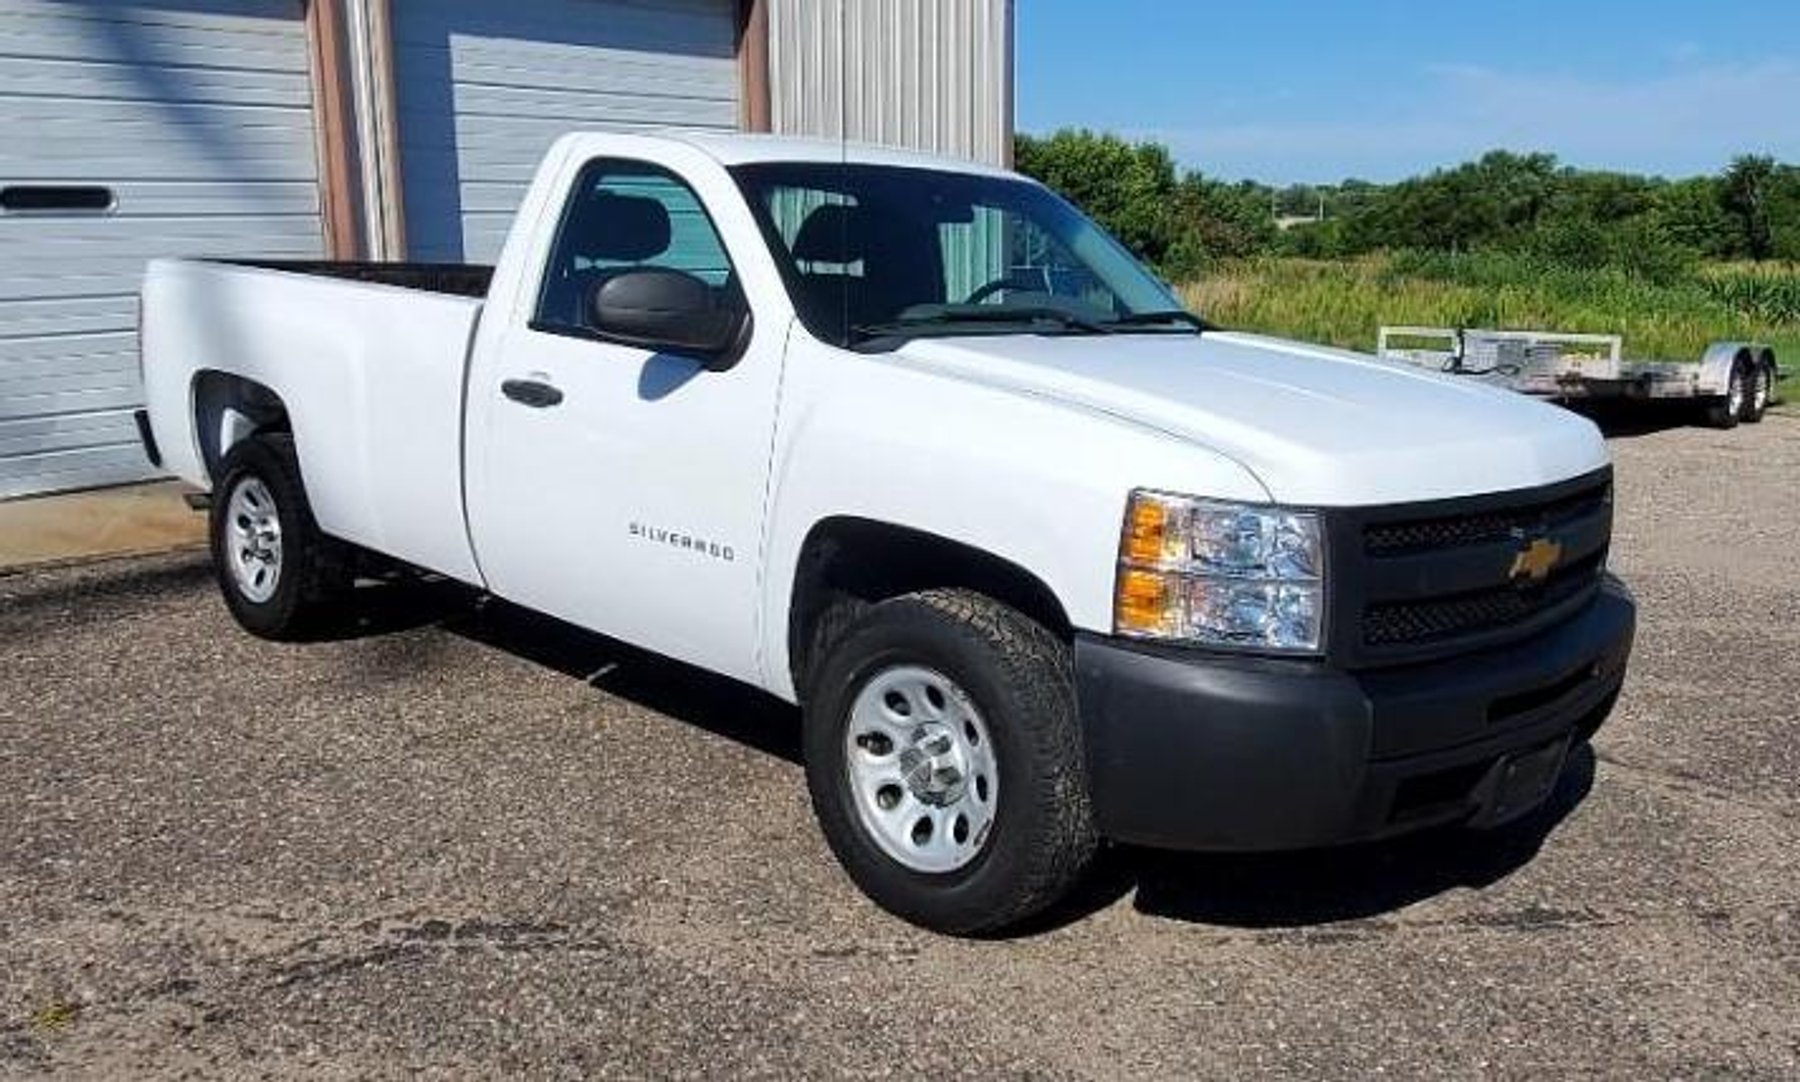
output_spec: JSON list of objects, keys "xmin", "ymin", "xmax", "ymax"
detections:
[{"xmin": 729, "ymin": 162, "xmax": 1203, "ymax": 348}]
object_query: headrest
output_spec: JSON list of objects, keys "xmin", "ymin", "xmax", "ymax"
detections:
[
  {"xmin": 569, "ymin": 191, "xmax": 670, "ymax": 262},
  {"xmin": 792, "ymin": 203, "xmax": 869, "ymax": 264}
]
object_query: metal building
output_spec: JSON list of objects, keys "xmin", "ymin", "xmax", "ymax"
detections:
[
  {"xmin": 0, "ymin": 0, "xmax": 1014, "ymax": 499},
  {"xmin": 769, "ymin": 0, "xmax": 1013, "ymax": 167}
]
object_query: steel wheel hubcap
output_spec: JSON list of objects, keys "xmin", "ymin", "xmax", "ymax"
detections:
[
  {"xmin": 1754, "ymin": 370, "xmax": 1770, "ymax": 409},
  {"xmin": 844, "ymin": 665, "xmax": 998, "ymax": 874},
  {"xmin": 1730, "ymin": 371, "xmax": 1746, "ymax": 414},
  {"xmin": 225, "ymin": 476, "xmax": 283, "ymax": 603}
]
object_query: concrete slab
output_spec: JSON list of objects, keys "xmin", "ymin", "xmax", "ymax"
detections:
[{"xmin": 0, "ymin": 480, "xmax": 206, "ymax": 571}]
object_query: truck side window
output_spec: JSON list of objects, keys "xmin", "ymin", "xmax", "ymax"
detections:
[{"xmin": 536, "ymin": 159, "xmax": 738, "ymax": 332}]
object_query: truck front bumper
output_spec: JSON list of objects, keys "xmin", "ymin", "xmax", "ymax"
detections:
[{"xmin": 1072, "ymin": 576, "xmax": 1635, "ymax": 851}]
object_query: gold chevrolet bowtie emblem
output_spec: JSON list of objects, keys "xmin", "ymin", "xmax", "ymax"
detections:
[{"xmin": 1509, "ymin": 537, "xmax": 1563, "ymax": 584}]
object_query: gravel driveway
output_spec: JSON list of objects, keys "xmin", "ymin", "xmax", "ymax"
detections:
[{"xmin": 3, "ymin": 415, "xmax": 1797, "ymax": 1078}]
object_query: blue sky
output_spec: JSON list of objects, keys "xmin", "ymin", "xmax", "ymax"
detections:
[{"xmin": 1015, "ymin": 1, "xmax": 1800, "ymax": 183}]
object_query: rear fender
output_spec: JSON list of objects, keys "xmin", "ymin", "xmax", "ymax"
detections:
[{"xmin": 1697, "ymin": 342, "xmax": 1760, "ymax": 396}]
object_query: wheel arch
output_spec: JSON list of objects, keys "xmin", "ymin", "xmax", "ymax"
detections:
[
  {"xmin": 786, "ymin": 516, "xmax": 1075, "ymax": 697},
  {"xmin": 191, "ymin": 369, "xmax": 292, "ymax": 484}
]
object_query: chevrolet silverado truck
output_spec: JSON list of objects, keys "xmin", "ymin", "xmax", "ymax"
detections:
[{"xmin": 138, "ymin": 132, "xmax": 1635, "ymax": 934}]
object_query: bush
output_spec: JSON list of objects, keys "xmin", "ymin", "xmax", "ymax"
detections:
[
  {"xmin": 1014, "ymin": 130, "xmax": 1191, "ymax": 277},
  {"xmin": 1015, "ymin": 131, "xmax": 1800, "ymax": 277},
  {"xmin": 1014, "ymin": 130, "xmax": 1272, "ymax": 280},
  {"xmin": 1523, "ymin": 219, "xmax": 1695, "ymax": 284}
]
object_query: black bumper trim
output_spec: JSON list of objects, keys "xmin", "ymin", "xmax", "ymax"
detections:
[{"xmin": 1072, "ymin": 577, "xmax": 1635, "ymax": 851}]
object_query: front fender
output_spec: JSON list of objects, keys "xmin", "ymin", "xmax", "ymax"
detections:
[{"xmin": 757, "ymin": 336, "xmax": 1270, "ymax": 700}]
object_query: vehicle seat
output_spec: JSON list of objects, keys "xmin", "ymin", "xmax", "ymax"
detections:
[
  {"xmin": 541, "ymin": 191, "xmax": 673, "ymax": 328},
  {"xmin": 790, "ymin": 203, "xmax": 942, "ymax": 338}
]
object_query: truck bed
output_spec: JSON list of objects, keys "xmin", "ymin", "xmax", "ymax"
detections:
[
  {"xmin": 140, "ymin": 256, "xmax": 487, "ymax": 584},
  {"xmin": 221, "ymin": 260, "xmax": 494, "ymax": 298}
]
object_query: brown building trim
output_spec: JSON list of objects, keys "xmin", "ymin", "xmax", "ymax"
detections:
[
  {"xmin": 737, "ymin": 0, "xmax": 771, "ymax": 133},
  {"xmin": 304, "ymin": 0, "xmax": 364, "ymax": 258}
]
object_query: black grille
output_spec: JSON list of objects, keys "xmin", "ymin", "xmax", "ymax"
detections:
[
  {"xmin": 1364, "ymin": 482, "xmax": 1611, "ymax": 556},
  {"xmin": 1363, "ymin": 552, "xmax": 1604, "ymax": 647},
  {"xmin": 1330, "ymin": 469, "xmax": 1615, "ymax": 665}
]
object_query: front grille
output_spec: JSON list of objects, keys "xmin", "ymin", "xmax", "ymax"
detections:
[
  {"xmin": 1338, "ymin": 470, "xmax": 1614, "ymax": 664},
  {"xmin": 1363, "ymin": 552, "xmax": 1604, "ymax": 647},
  {"xmin": 1364, "ymin": 481, "xmax": 1610, "ymax": 556}
]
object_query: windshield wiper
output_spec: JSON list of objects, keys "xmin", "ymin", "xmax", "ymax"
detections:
[
  {"xmin": 1105, "ymin": 309, "xmax": 1212, "ymax": 332},
  {"xmin": 854, "ymin": 306, "xmax": 1114, "ymax": 341}
]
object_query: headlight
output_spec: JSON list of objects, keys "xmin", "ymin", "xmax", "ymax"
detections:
[{"xmin": 1114, "ymin": 490, "xmax": 1325, "ymax": 652}]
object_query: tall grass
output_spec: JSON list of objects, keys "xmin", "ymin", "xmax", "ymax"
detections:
[{"xmin": 1180, "ymin": 254, "xmax": 1800, "ymax": 400}]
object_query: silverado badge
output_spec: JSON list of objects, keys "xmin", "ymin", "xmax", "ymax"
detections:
[{"xmin": 1509, "ymin": 536, "xmax": 1563, "ymax": 584}]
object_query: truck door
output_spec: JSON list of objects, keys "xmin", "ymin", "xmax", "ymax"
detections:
[{"xmin": 464, "ymin": 156, "xmax": 785, "ymax": 687}]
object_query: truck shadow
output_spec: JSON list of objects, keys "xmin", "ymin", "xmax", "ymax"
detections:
[
  {"xmin": 337, "ymin": 577, "xmax": 1596, "ymax": 934},
  {"xmin": 441, "ymin": 591, "xmax": 804, "ymax": 764},
  {"xmin": 1564, "ymin": 400, "xmax": 1713, "ymax": 438}
]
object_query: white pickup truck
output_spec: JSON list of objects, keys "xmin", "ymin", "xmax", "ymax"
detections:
[{"xmin": 139, "ymin": 132, "xmax": 1635, "ymax": 934}]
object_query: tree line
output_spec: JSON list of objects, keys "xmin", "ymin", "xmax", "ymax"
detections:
[{"xmin": 1014, "ymin": 129, "xmax": 1800, "ymax": 282}]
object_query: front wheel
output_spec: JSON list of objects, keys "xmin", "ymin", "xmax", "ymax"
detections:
[
  {"xmin": 209, "ymin": 434, "xmax": 351, "ymax": 640},
  {"xmin": 803, "ymin": 589, "xmax": 1097, "ymax": 935}
]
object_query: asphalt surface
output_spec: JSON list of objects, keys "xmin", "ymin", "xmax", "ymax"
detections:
[{"xmin": 4, "ymin": 414, "xmax": 1798, "ymax": 1078}]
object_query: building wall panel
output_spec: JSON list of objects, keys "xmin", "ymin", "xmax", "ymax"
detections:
[
  {"xmin": 769, "ymin": 0, "xmax": 1011, "ymax": 166},
  {"xmin": 0, "ymin": 0, "xmax": 323, "ymax": 498}
]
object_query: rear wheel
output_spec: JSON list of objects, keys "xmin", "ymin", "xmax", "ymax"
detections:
[
  {"xmin": 209, "ymin": 434, "xmax": 351, "ymax": 640},
  {"xmin": 1741, "ymin": 362, "xmax": 1773, "ymax": 423},
  {"xmin": 803, "ymin": 589, "xmax": 1097, "ymax": 935},
  {"xmin": 1702, "ymin": 359, "xmax": 1747, "ymax": 429}
]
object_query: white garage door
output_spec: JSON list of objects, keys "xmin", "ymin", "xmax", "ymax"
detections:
[
  {"xmin": 0, "ymin": 0, "xmax": 323, "ymax": 500},
  {"xmin": 393, "ymin": 0, "xmax": 739, "ymax": 263}
]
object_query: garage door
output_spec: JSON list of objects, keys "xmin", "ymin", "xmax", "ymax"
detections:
[
  {"xmin": 393, "ymin": 0, "xmax": 739, "ymax": 263},
  {"xmin": 0, "ymin": 0, "xmax": 324, "ymax": 499}
]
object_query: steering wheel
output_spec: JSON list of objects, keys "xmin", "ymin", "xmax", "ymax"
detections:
[{"xmin": 962, "ymin": 274, "xmax": 1039, "ymax": 305}]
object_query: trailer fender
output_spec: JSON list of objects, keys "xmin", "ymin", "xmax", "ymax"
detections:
[{"xmin": 1697, "ymin": 342, "xmax": 1760, "ymax": 397}]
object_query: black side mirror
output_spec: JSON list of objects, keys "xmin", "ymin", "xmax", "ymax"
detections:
[{"xmin": 588, "ymin": 268, "xmax": 748, "ymax": 371}]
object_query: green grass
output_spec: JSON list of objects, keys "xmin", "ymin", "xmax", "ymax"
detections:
[
  {"xmin": 1179, "ymin": 254, "xmax": 1800, "ymax": 402},
  {"xmin": 29, "ymin": 1001, "xmax": 77, "ymax": 1034}
]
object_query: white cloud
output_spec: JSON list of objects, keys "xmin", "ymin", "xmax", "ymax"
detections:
[{"xmin": 1170, "ymin": 61, "xmax": 1800, "ymax": 181}]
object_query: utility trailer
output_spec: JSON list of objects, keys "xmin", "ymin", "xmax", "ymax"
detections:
[{"xmin": 1377, "ymin": 326, "xmax": 1782, "ymax": 429}]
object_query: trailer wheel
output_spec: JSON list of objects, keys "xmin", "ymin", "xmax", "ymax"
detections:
[
  {"xmin": 1741, "ymin": 361, "xmax": 1773, "ymax": 424},
  {"xmin": 1703, "ymin": 359, "xmax": 1748, "ymax": 429},
  {"xmin": 210, "ymin": 433, "xmax": 351, "ymax": 640},
  {"xmin": 802, "ymin": 589, "xmax": 1097, "ymax": 935}
]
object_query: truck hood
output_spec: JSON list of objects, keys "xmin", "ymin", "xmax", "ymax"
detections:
[{"xmin": 891, "ymin": 330, "xmax": 1609, "ymax": 507}]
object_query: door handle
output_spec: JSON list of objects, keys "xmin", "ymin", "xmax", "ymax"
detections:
[{"xmin": 500, "ymin": 378, "xmax": 563, "ymax": 408}]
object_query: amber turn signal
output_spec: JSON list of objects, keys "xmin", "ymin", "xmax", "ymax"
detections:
[
  {"xmin": 1114, "ymin": 567, "xmax": 1176, "ymax": 635},
  {"xmin": 1122, "ymin": 494, "xmax": 1170, "ymax": 566}
]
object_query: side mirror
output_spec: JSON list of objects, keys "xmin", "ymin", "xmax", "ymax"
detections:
[{"xmin": 588, "ymin": 268, "xmax": 748, "ymax": 370}]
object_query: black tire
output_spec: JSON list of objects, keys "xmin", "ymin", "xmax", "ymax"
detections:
[
  {"xmin": 798, "ymin": 594, "xmax": 870, "ymax": 700},
  {"xmin": 1741, "ymin": 362, "xmax": 1772, "ymax": 424},
  {"xmin": 1703, "ymin": 360, "xmax": 1747, "ymax": 429},
  {"xmin": 209, "ymin": 433, "xmax": 351, "ymax": 640},
  {"xmin": 802, "ymin": 588, "xmax": 1097, "ymax": 935}
]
